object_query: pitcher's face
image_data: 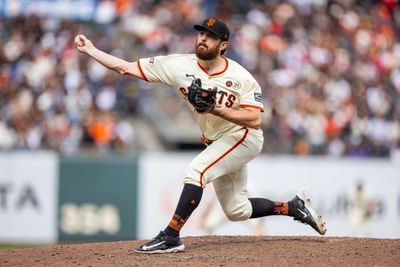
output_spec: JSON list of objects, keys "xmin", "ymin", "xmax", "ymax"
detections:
[{"xmin": 195, "ymin": 30, "xmax": 225, "ymax": 60}]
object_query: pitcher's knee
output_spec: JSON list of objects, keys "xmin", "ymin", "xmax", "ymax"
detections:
[
  {"xmin": 225, "ymin": 211, "xmax": 248, "ymax": 221},
  {"xmin": 223, "ymin": 202, "xmax": 252, "ymax": 221}
]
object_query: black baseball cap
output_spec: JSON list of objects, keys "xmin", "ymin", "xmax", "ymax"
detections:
[{"xmin": 194, "ymin": 17, "xmax": 230, "ymax": 41}]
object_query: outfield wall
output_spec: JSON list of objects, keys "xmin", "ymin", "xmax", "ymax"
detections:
[
  {"xmin": 0, "ymin": 153, "xmax": 139, "ymax": 244},
  {"xmin": 58, "ymin": 156, "xmax": 138, "ymax": 242},
  {"xmin": 0, "ymin": 152, "xmax": 58, "ymax": 244},
  {"xmin": 0, "ymin": 152, "xmax": 399, "ymax": 244},
  {"xmin": 138, "ymin": 153, "xmax": 400, "ymax": 239}
]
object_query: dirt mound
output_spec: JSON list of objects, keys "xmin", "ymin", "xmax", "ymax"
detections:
[{"xmin": 1, "ymin": 236, "xmax": 399, "ymax": 266}]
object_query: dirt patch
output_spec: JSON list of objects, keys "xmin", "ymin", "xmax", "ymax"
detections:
[{"xmin": 1, "ymin": 236, "xmax": 399, "ymax": 266}]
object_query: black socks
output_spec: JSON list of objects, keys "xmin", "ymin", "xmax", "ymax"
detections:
[
  {"xmin": 164, "ymin": 183, "xmax": 203, "ymax": 237},
  {"xmin": 249, "ymin": 198, "xmax": 295, "ymax": 218},
  {"xmin": 164, "ymin": 185, "xmax": 296, "ymax": 237}
]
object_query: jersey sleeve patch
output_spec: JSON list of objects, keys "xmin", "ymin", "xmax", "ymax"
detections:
[{"xmin": 254, "ymin": 92, "xmax": 263, "ymax": 103}]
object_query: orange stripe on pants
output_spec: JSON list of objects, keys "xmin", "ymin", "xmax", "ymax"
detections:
[{"xmin": 199, "ymin": 128, "xmax": 249, "ymax": 187}]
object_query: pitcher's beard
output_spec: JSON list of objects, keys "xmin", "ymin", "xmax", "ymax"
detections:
[{"xmin": 195, "ymin": 42, "xmax": 220, "ymax": 60}]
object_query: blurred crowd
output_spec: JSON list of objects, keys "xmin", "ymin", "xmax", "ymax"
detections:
[{"xmin": 0, "ymin": 0, "xmax": 399, "ymax": 158}]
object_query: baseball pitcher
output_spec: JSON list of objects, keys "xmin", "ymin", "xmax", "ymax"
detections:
[{"xmin": 75, "ymin": 17, "xmax": 327, "ymax": 254}]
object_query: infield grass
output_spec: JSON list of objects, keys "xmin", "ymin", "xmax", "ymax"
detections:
[{"xmin": 0, "ymin": 244, "xmax": 39, "ymax": 250}]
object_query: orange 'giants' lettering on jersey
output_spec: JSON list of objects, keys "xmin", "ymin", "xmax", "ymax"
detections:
[
  {"xmin": 215, "ymin": 90, "xmax": 237, "ymax": 108},
  {"xmin": 225, "ymin": 94, "xmax": 236, "ymax": 108},
  {"xmin": 217, "ymin": 91, "xmax": 228, "ymax": 105},
  {"xmin": 180, "ymin": 87, "xmax": 237, "ymax": 108},
  {"xmin": 180, "ymin": 87, "xmax": 188, "ymax": 97}
]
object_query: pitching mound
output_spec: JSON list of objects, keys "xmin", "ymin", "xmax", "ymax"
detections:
[{"xmin": 1, "ymin": 236, "xmax": 399, "ymax": 266}]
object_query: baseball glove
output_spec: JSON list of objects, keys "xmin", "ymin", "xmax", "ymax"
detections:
[{"xmin": 187, "ymin": 76, "xmax": 217, "ymax": 114}]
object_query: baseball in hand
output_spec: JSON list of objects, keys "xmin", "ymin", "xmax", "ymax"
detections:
[{"xmin": 74, "ymin": 35, "xmax": 85, "ymax": 46}]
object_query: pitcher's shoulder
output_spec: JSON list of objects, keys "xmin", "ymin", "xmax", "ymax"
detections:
[
  {"xmin": 175, "ymin": 53, "xmax": 198, "ymax": 62},
  {"xmin": 227, "ymin": 58, "xmax": 256, "ymax": 82},
  {"xmin": 225, "ymin": 57, "xmax": 255, "ymax": 78},
  {"xmin": 155, "ymin": 53, "xmax": 197, "ymax": 64}
]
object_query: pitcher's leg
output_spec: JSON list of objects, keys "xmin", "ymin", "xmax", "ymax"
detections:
[
  {"xmin": 212, "ymin": 165, "xmax": 292, "ymax": 222},
  {"xmin": 135, "ymin": 183, "xmax": 202, "ymax": 254},
  {"xmin": 213, "ymin": 166, "xmax": 253, "ymax": 221},
  {"xmin": 185, "ymin": 128, "xmax": 261, "ymax": 188},
  {"xmin": 248, "ymin": 193, "xmax": 327, "ymax": 235}
]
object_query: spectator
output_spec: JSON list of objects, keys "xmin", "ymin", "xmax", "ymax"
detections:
[{"xmin": 0, "ymin": 0, "xmax": 398, "ymax": 157}]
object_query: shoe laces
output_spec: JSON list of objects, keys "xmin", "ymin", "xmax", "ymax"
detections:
[{"xmin": 146, "ymin": 231, "xmax": 167, "ymax": 245}]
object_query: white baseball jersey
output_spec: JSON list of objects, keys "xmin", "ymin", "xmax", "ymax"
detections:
[
  {"xmin": 137, "ymin": 54, "xmax": 264, "ymax": 141},
  {"xmin": 138, "ymin": 53, "xmax": 265, "ymax": 221}
]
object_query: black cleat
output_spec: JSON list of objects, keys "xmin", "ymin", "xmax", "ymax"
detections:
[
  {"xmin": 291, "ymin": 191, "xmax": 327, "ymax": 235},
  {"xmin": 135, "ymin": 231, "xmax": 185, "ymax": 254}
]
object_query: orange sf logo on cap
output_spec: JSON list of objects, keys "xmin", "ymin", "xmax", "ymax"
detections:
[{"xmin": 207, "ymin": 18, "xmax": 216, "ymax": 27}]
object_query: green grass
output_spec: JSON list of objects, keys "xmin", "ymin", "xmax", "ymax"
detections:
[
  {"xmin": 0, "ymin": 240, "xmax": 111, "ymax": 250},
  {"xmin": 0, "ymin": 244, "xmax": 39, "ymax": 250},
  {"xmin": 0, "ymin": 241, "xmax": 83, "ymax": 250}
]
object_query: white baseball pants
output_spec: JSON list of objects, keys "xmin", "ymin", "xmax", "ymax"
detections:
[{"xmin": 184, "ymin": 127, "xmax": 264, "ymax": 221}]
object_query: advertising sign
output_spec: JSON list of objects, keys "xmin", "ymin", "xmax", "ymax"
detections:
[
  {"xmin": 0, "ymin": 152, "xmax": 58, "ymax": 244},
  {"xmin": 139, "ymin": 153, "xmax": 400, "ymax": 239},
  {"xmin": 59, "ymin": 156, "xmax": 138, "ymax": 241}
]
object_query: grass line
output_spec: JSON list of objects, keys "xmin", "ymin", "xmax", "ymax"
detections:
[{"xmin": 0, "ymin": 244, "xmax": 40, "ymax": 250}]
